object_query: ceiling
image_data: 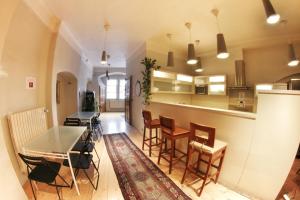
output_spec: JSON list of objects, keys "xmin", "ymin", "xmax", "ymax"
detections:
[{"xmin": 43, "ymin": 0, "xmax": 300, "ymax": 68}]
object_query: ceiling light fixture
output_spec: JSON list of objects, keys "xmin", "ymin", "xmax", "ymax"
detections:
[
  {"xmin": 288, "ymin": 43, "xmax": 299, "ymax": 67},
  {"xmin": 262, "ymin": 0, "xmax": 280, "ymax": 25},
  {"xmin": 166, "ymin": 33, "xmax": 174, "ymax": 67},
  {"xmin": 185, "ymin": 22, "xmax": 198, "ymax": 65},
  {"xmin": 194, "ymin": 40, "xmax": 203, "ymax": 73},
  {"xmin": 101, "ymin": 23, "xmax": 110, "ymax": 65},
  {"xmin": 106, "ymin": 55, "xmax": 110, "ymax": 79},
  {"xmin": 212, "ymin": 8, "xmax": 230, "ymax": 59},
  {"xmin": 281, "ymin": 20, "xmax": 299, "ymax": 67}
]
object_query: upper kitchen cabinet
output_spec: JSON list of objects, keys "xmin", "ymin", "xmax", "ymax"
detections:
[
  {"xmin": 208, "ymin": 75, "xmax": 227, "ymax": 95},
  {"xmin": 151, "ymin": 70, "xmax": 194, "ymax": 94}
]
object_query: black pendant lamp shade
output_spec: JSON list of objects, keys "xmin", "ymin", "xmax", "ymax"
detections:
[
  {"xmin": 288, "ymin": 43, "xmax": 299, "ymax": 67},
  {"xmin": 217, "ymin": 33, "xmax": 229, "ymax": 59},
  {"xmin": 101, "ymin": 51, "xmax": 107, "ymax": 64},
  {"xmin": 187, "ymin": 43, "xmax": 198, "ymax": 65},
  {"xmin": 194, "ymin": 57, "xmax": 203, "ymax": 72},
  {"xmin": 167, "ymin": 51, "xmax": 174, "ymax": 67},
  {"xmin": 262, "ymin": 0, "xmax": 280, "ymax": 24},
  {"xmin": 166, "ymin": 33, "xmax": 174, "ymax": 67},
  {"xmin": 105, "ymin": 70, "xmax": 109, "ymax": 79}
]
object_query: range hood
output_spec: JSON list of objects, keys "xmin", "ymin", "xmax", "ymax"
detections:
[{"xmin": 229, "ymin": 60, "xmax": 252, "ymax": 90}]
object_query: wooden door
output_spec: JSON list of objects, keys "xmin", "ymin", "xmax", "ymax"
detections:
[{"xmin": 125, "ymin": 76, "xmax": 132, "ymax": 125}]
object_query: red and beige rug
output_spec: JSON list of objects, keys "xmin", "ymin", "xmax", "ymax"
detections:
[{"xmin": 104, "ymin": 133, "xmax": 191, "ymax": 200}]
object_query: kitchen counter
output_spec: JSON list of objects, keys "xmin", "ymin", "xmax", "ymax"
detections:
[
  {"xmin": 147, "ymin": 90, "xmax": 300, "ymax": 199},
  {"xmin": 149, "ymin": 100, "xmax": 257, "ymax": 120}
]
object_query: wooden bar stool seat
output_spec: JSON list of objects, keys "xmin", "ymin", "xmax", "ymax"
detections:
[
  {"xmin": 157, "ymin": 115, "xmax": 190, "ymax": 174},
  {"xmin": 181, "ymin": 122, "xmax": 227, "ymax": 196},
  {"xmin": 142, "ymin": 110, "xmax": 161, "ymax": 157}
]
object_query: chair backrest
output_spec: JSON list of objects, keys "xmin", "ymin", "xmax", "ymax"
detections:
[
  {"xmin": 84, "ymin": 130, "xmax": 93, "ymax": 143},
  {"xmin": 190, "ymin": 122, "xmax": 215, "ymax": 148},
  {"xmin": 64, "ymin": 118, "xmax": 81, "ymax": 126},
  {"xmin": 18, "ymin": 153, "xmax": 46, "ymax": 169},
  {"xmin": 159, "ymin": 115, "xmax": 175, "ymax": 134},
  {"xmin": 142, "ymin": 110, "xmax": 152, "ymax": 126}
]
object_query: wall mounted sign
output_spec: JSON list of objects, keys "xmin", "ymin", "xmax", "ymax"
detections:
[
  {"xmin": 26, "ymin": 77, "xmax": 36, "ymax": 90},
  {"xmin": 135, "ymin": 80, "xmax": 141, "ymax": 97}
]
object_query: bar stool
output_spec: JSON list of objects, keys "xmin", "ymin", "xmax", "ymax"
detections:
[
  {"xmin": 181, "ymin": 122, "xmax": 227, "ymax": 196},
  {"xmin": 142, "ymin": 110, "xmax": 160, "ymax": 157},
  {"xmin": 157, "ymin": 115, "xmax": 190, "ymax": 174}
]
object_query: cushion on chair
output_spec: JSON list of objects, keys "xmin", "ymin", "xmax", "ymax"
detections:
[
  {"xmin": 162, "ymin": 126, "xmax": 189, "ymax": 136},
  {"xmin": 63, "ymin": 154, "xmax": 93, "ymax": 169},
  {"xmin": 190, "ymin": 139, "xmax": 227, "ymax": 154},
  {"xmin": 28, "ymin": 161, "xmax": 61, "ymax": 184},
  {"xmin": 151, "ymin": 119, "xmax": 160, "ymax": 126}
]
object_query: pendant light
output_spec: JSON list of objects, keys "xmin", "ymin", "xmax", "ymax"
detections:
[
  {"xmin": 166, "ymin": 33, "xmax": 174, "ymax": 67},
  {"xmin": 194, "ymin": 40, "xmax": 203, "ymax": 73},
  {"xmin": 281, "ymin": 20, "xmax": 299, "ymax": 67},
  {"xmin": 288, "ymin": 43, "xmax": 299, "ymax": 67},
  {"xmin": 262, "ymin": 0, "xmax": 280, "ymax": 25},
  {"xmin": 185, "ymin": 22, "xmax": 198, "ymax": 65},
  {"xmin": 212, "ymin": 9, "xmax": 229, "ymax": 59},
  {"xmin": 101, "ymin": 23, "xmax": 110, "ymax": 65},
  {"xmin": 106, "ymin": 55, "xmax": 110, "ymax": 79}
]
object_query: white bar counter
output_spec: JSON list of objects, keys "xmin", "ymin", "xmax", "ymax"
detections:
[{"xmin": 146, "ymin": 90, "xmax": 300, "ymax": 200}]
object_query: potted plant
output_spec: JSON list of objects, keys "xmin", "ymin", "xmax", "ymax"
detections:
[{"xmin": 140, "ymin": 57, "xmax": 160, "ymax": 104}]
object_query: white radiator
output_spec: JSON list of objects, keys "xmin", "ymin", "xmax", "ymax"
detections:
[{"xmin": 7, "ymin": 107, "xmax": 47, "ymax": 172}]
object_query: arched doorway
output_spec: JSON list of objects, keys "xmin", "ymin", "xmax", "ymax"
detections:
[{"xmin": 56, "ymin": 72, "xmax": 78, "ymax": 125}]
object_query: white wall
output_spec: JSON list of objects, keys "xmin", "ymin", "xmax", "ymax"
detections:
[
  {"xmin": 238, "ymin": 91, "xmax": 300, "ymax": 199},
  {"xmin": 0, "ymin": 0, "xmax": 45, "ymax": 198},
  {"xmin": 51, "ymin": 34, "xmax": 92, "ymax": 126},
  {"xmin": 0, "ymin": 1, "xmax": 92, "ymax": 198},
  {"xmin": 126, "ymin": 43, "xmax": 147, "ymax": 133}
]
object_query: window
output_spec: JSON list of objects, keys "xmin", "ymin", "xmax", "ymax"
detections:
[
  {"xmin": 106, "ymin": 79, "xmax": 118, "ymax": 99},
  {"xmin": 106, "ymin": 79, "xmax": 126, "ymax": 100},
  {"xmin": 119, "ymin": 79, "xmax": 126, "ymax": 99}
]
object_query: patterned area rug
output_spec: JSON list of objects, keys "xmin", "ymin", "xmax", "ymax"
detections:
[{"xmin": 104, "ymin": 133, "xmax": 191, "ymax": 200}]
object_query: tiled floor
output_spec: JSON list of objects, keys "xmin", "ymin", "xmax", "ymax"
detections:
[{"xmin": 24, "ymin": 112, "xmax": 251, "ymax": 200}]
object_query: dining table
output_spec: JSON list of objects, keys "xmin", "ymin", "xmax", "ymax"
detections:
[
  {"xmin": 68, "ymin": 111, "xmax": 96, "ymax": 126},
  {"xmin": 22, "ymin": 126, "xmax": 87, "ymax": 195}
]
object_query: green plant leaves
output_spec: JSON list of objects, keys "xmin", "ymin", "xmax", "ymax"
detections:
[{"xmin": 140, "ymin": 57, "xmax": 160, "ymax": 105}]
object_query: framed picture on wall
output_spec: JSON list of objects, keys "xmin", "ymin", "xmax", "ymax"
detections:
[
  {"xmin": 26, "ymin": 77, "xmax": 36, "ymax": 90},
  {"xmin": 56, "ymin": 80, "xmax": 60, "ymax": 104}
]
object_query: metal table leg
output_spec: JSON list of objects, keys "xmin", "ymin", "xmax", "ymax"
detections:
[{"xmin": 67, "ymin": 152, "xmax": 80, "ymax": 195}]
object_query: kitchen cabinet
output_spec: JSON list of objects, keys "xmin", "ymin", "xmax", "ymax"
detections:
[{"xmin": 151, "ymin": 70, "xmax": 194, "ymax": 94}]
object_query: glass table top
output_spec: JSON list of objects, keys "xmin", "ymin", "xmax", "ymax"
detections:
[
  {"xmin": 23, "ymin": 126, "xmax": 87, "ymax": 155},
  {"xmin": 68, "ymin": 112, "xmax": 96, "ymax": 120}
]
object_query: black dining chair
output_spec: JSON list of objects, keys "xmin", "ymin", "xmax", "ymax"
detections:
[
  {"xmin": 72, "ymin": 130, "xmax": 100, "ymax": 166},
  {"xmin": 63, "ymin": 118, "xmax": 81, "ymax": 126},
  {"xmin": 63, "ymin": 146, "xmax": 100, "ymax": 190},
  {"xmin": 18, "ymin": 153, "xmax": 70, "ymax": 200},
  {"xmin": 91, "ymin": 115, "xmax": 102, "ymax": 140}
]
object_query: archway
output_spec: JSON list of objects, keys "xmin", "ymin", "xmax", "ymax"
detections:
[{"xmin": 56, "ymin": 72, "xmax": 78, "ymax": 125}]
